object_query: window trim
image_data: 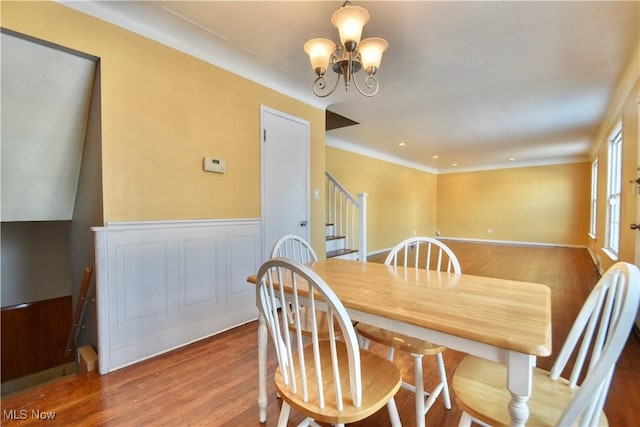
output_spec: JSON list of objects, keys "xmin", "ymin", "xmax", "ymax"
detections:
[
  {"xmin": 589, "ymin": 158, "xmax": 598, "ymax": 239},
  {"xmin": 604, "ymin": 121, "xmax": 622, "ymax": 260}
]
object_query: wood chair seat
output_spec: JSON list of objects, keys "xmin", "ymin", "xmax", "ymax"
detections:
[
  {"xmin": 356, "ymin": 323, "xmax": 446, "ymax": 355},
  {"xmin": 453, "ymin": 355, "xmax": 609, "ymax": 427},
  {"xmin": 275, "ymin": 340, "xmax": 402, "ymax": 425}
]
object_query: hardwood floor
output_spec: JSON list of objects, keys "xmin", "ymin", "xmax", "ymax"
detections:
[{"xmin": 2, "ymin": 241, "xmax": 638, "ymax": 426}]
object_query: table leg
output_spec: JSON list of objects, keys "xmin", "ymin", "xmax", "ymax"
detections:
[
  {"xmin": 258, "ymin": 312, "xmax": 268, "ymax": 422},
  {"xmin": 507, "ymin": 352, "xmax": 535, "ymax": 427}
]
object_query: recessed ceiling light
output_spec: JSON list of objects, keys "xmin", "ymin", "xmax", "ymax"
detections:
[
  {"xmin": 451, "ymin": 163, "xmax": 458, "ymax": 166},
  {"xmin": 508, "ymin": 157, "xmax": 515, "ymax": 161},
  {"xmin": 432, "ymin": 155, "xmax": 439, "ymax": 159},
  {"xmin": 398, "ymin": 142, "xmax": 407, "ymax": 147}
]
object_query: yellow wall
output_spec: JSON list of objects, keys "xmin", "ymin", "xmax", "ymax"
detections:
[
  {"xmin": 587, "ymin": 38, "xmax": 639, "ymax": 271},
  {"xmin": 437, "ymin": 164, "xmax": 591, "ymax": 246},
  {"xmin": 327, "ymin": 147, "xmax": 592, "ymax": 250},
  {"xmin": 326, "ymin": 147, "xmax": 437, "ymax": 251},
  {"xmin": 2, "ymin": 1, "xmax": 326, "ymax": 255},
  {"xmin": 5, "ymin": 2, "xmax": 635, "ymax": 260}
]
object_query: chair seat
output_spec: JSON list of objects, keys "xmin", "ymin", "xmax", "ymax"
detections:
[
  {"xmin": 275, "ymin": 340, "xmax": 402, "ymax": 424},
  {"xmin": 453, "ymin": 355, "xmax": 609, "ymax": 427},
  {"xmin": 356, "ymin": 323, "xmax": 447, "ymax": 355}
]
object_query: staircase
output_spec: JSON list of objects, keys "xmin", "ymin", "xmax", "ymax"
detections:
[{"xmin": 325, "ymin": 172, "xmax": 367, "ymax": 261}]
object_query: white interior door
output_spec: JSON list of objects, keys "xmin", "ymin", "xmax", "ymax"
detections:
[{"xmin": 261, "ymin": 106, "xmax": 310, "ymax": 261}]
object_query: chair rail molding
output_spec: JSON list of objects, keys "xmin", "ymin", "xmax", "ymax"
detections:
[{"xmin": 92, "ymin": 219, "xmax": 261, "ymax": 374}]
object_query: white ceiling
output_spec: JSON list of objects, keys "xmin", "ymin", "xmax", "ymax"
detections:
[{"xmin": 61, "ymin": 1, "xmax": 639, "ymax": 173}]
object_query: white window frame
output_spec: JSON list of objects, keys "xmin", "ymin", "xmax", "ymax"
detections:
[
  {"xmin": 604, "ymin": 121, "xmax": 622, "ymax": 259},
  {"xmin": 589, "ymin": 158, "xmax": 598, "ymax": 238}
]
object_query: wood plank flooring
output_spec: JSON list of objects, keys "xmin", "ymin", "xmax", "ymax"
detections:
[{"xmin": 2, "ymin": 241, "xmax": 638, "ymax": 426}]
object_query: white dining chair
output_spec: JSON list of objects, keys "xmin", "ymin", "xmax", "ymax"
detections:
[
  {"xmin": 270, "ymin": 234, "xmax": 318, "ymax": 264},
  {"xmin": 270, "ymin": 234, "xmax": 338, "ymax": 338},
  {"xmin": 453, "ymin": 261, "xmax": 640, "ymax": 427},
  {"xmin": 356, "ymin": 236, "xmax": 460, "ymax": 427},
  {"xmin": 256, "ymin": 257, "xmax": 403, "ymax": 426}
]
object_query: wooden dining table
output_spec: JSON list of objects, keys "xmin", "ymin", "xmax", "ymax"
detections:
[{"xmin": 247, "ymin": 258, "xmax": 552, "ymax": 427}]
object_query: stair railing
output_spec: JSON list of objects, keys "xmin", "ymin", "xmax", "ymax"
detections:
[
  {"xmin": 325, "ymin": 172, "xmax": 367, "ymax": 262},
  {"xmin": 66, "ymin": 266, "xmax": 94, "ymax": 356}
]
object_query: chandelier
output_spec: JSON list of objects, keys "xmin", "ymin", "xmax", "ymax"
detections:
[{"xmin": 304, "ymin": 1, "xmax": 388, "ymax": 98}]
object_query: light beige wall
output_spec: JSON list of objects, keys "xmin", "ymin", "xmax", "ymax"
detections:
[
  {"xmin": 589, "ymin": 78, "xmax": 639, "ymax": 271},
  {"xmin": 326, "ymin": 146, "xmax": 437, "ymax": 252},
  {"xmin": 2, "ymin": 1, "xmax": 326, "ymax": 255},
  {"xmin": 1, "ymin": 222, "xmax": 72, "ymax": 306},
  {"xmin": 437, "ymin": 163, "xmax": 591, "ymax": 246}
]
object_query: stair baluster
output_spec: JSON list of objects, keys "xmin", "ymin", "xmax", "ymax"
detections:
[{"xmin": 325, "ymin": 172, "xmax": 367, "ymax": 262}]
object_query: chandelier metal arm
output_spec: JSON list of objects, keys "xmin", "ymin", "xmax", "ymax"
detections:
[
  {"xmin": 351, "ymin": 72, "xmax": 379, "ymax": 97},
  {"xmin": 311, "ymin": 73, "xmax": 342, "ymax": 98}
]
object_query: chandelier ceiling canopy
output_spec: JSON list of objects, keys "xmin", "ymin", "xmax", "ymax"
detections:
[{"xmin": 303, "ymin": 1, "xmax": 388, "ymax": 98}]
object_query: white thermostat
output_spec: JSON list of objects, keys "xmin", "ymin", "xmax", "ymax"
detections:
[{"xmin": 203, "ymin": 157, "xmax": 226, "ymax": 174}]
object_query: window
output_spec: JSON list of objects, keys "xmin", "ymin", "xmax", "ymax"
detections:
[
  {"xmin": 605, "ymin": 122, "xmax": 622, "ymax": 258},
  {"xmin": 589, "ymin": 158, "xmax": 598, "ymax": 238}
]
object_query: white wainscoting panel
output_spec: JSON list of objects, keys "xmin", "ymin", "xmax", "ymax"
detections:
[{"xmin": 93, "ymin": 219, "xmax": 261, "ymax": 374}]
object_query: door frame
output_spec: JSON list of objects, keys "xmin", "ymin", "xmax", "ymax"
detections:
[
  {"xmin": 634, "ymin": 94, "xmax": 640, "ymax": 332},
  {"xmin": 260, "ymin": 105, "xmax": 311, "ymax": 260}
]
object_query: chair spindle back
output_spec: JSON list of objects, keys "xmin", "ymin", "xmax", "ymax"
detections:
[
  {"xmin": 270, "ymin": 234, "xmax": 318, "ymax": 263},
  {"xmin": 384, "ymin": 237, "xmax": 461, "ymax": 274},
  {"xmin": 553, "ymin": 262, "xmax": 639, "ymax": 426}
]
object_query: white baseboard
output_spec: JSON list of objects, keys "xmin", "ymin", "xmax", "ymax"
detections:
[
  {"xmin": 366, "ymin": 237, "xmax": 588, "ymax": 258},
  {"xmin": 436, "ymin": 236, "xmax": 588, "ymax": 249}
]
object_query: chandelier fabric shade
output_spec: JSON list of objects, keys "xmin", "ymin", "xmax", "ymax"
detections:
[{"xmin": 304, "ymin": 1, "xmax": 388, "ymax": 97}]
